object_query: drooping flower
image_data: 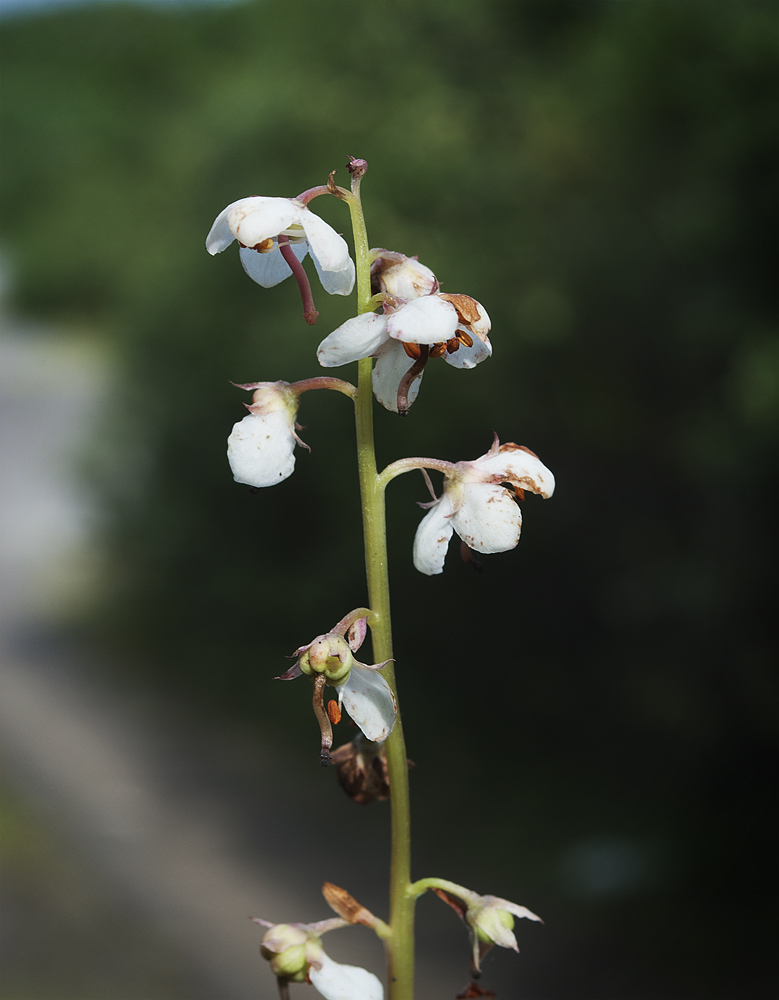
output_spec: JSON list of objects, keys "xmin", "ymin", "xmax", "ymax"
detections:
[
  {"xmin": 413, "ymin": 438, "xmax": 555, "ymax": 575},
  {"xmin": 254, "ymin": 917, "xmax": 383, "ymax": 1000},
  {"xmin": 432, "ymin": 888, "xmax": 542, "ymax": 974},
  {"xmin": 227, "ymin": 381, "xmax": 305, "ymax": 488},
  {"xmin": 278, "ymin": 611, "xmax": 397, "ymax": 762},
  {"xmin": 317, "ymin": 251, "xmax": 491, "ymax": 414},
  {"xmin": 206, "ymin": 196, "xmax": 355, "ymax": 322}
]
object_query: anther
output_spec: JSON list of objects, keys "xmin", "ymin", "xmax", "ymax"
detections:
[
  {"xmin": 428, "ymin": 342, "xmax": 447, "ymax": 359},
  {"xmin": 402, "ymin": 342, "xmax": 422, "ymax": 360},
  {"xmin": 457, "ymin": 330, "xmax": 474, "ymax": 348}
]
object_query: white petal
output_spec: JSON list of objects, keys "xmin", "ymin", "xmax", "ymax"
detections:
[
  {"xmin": 310, "ymin": 252, "xmax": 356, "ymax": 296},
  {"xmin": 300, "ymin": 208, "xmax": 354, "ymax": 276},
  {"xmin": 226, "ymin": 196, "xmax": 300, "ymax": 248},
  {"xmin": 474, "ymin": 448, "xmax": 555, "ymax": 498},
  {"xmin": 205, "ymin": 206, "xmax": 235, "ymax": 254},
  {"xmin": 372, "ymin": 340, "xmax": 424, "ymax": 413},
  {"xmin": 339, "ymin": 666, "xmax": 397, "ymax": 743},
  {"xmin": 317, "ymin": 313, "xmax": 389, "ymax": 367},
  {"xmin": 413, "ymin": 493, "xmax": 456, "ymax": 575},
  {"xmin": 451, "ymin": 484, "xmax": 522, "ymax": 553},
  {"xmin": 309, "ymin": 953, "xmax": 383, "ymax": 1000},
  {"xmin": 227, "ymin": 411, "xmax": 296, "ymax": 488},
  {"xmin": 443, "ymin": 333, "xmax": 493, "ymax": 369},
  {"xmin": 239, "ymin": 242, "xmax": 308, "ymax": 288},
  {"xmin": 386, "ymin": 295, "xmax": 459, "ymax": 345},
  {"xmin": 378, "ymin": 258, "xmax": 437, "ymax": 299},
  {"xmin": 484, "ymin": 896, "xmax": 543, "ymax": 923}
]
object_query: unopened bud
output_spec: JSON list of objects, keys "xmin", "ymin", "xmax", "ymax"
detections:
[
  {"xmin": 260, "ymin": 924, "xmax": 312, "ymax": 982},
  {"xmin": 298, "ymin": 634, "xmax": 353, "ymax": 684},
  {"xmin": 474, "ymin": 906, "xmax": 514, "ymax": 944}
]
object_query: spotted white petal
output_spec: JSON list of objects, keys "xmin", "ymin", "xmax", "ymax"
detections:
[
  {"xmin": 317, "ymin": 313, "xmax": 389, "ymax": 367},
  {"xmin": 309, "ymin": 952, "xmax": 383, "ymax": 1000},
  {"xmin": 451, "ymin": 483, "xmax": 522, "ymax": 554},
  {"xmin": 412, "ymin": 491, "xmax": 457, "ymax": 576},
  {"xmin": 386, "ymin": 295, "xmax": 459, "ymax": 346},
  {"xmin": 300, "ymin": 208, "xmax": 354, "ymax": 282},
  {"xmin": 474, "ymin": 448, "xmax": 555, "ymax": 498},
  {"xmin": 339, "ymin": 665, "xmax": 396, "ymax": 743},
  {"xmin": 443, "ymin": 332, "xmax": 493, "ymax": 370},
  {"xmin": 372, "ymin": 340, "xmax": 424, "ymax": 413},
  {"xmin": 227, "ymin": 411, "xmax": 296, "ymax": 488},
  {"xmin": 239, "ymin": 241, "xmax": 308, "ymax": 288}
]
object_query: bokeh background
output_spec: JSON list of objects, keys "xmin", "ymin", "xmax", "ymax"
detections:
[{"xmin": 1, "ymin": 1, "xmax": 777, "ymax": 998}]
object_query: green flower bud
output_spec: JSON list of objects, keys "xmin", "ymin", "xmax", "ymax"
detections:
[
  {"xmin": 298, "ymin": 634, "xmax": 353, "ymax": 684},
  {"xmin": 268, "ymin": 944, "xmax": 308, "ymax": 981},
  {"xmin": 475, "ymin": 906, "xmax": 514, "ymax": 944}
]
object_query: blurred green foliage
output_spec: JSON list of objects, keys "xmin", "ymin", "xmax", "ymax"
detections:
[{"xmin": 2, "ymin": 1, "xmax": 777, "ymax": 997}]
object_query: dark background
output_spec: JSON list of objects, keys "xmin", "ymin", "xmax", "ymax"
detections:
[{"xmin": 1, "ymin": 1, "xmax": 777, "ymax": 998}]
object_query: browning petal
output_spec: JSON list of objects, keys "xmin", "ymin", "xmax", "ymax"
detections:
[{"xmin": 322, "ymin": 882, "xmax": 377, "ymax": 927}]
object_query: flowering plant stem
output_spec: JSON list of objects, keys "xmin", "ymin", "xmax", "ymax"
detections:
[{"xmin": 345, "ymin": 178, "xmax": 415, "ymax": 999}]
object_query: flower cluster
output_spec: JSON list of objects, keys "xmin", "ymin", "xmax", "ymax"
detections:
[{"xmin": 208, "ymin": 164, "xmax": 553, "ymax": 997}]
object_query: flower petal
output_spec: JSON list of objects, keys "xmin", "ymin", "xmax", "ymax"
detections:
[
  {"xmin": 386, "ymin": 295, "xmax": 459, "ymax": 345},
  {"xmin": 372, "ymin": 340, "xmax": 424, "ymax": 413},
  {"xmin": 300, "ymin": 209, "xmax": 354, "ymax": 284},
  {"xmin": 443, "ymin": 332, "xmax": 493, "ymax": 370},
  {"xmin": 205, "ymin": 205, "xmax": 235, "ymax": 254},
  {"xmin": 451, "ymin": 484, "xmax": 522, "ymax": 553},
  {"xmin": 339, "ymin": 666, "xmax": 397, "ymax": 743},
  {"xmin": 227, "ymin": 411, "xmax": 296, "ymax": 488},
  {"xmin": 310, "ymin": 252, "xmax": 356, "ymax": 296},
  {"xmin": 376, "ymin": 257, "xmax": 437, "ymax": 299},
  {"xmin": 225, "ymin": 196, "xmax": 300, "ymax": 248},
  {"xmin": 413, "ymin": 493, "xmax": 456, "ymax": 575},
  {"xmin": 317, "ymin": 313, "xmax": 389, "ymax": 367},
  {"xmin": 482, "ymin": 896, "xmax": 543, "ymax": 924},
  {"xmin": 474, "ymin": 446, "xmax": 555, "ymax": 498},
  {"xmin": 239, "ymin": 241, "xmax": 308, "ymax": 288},
  {"xmin": 309, "ymin": 952, "xmax": 383, "ymax": 1000}
]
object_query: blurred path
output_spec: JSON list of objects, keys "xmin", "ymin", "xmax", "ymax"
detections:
[{"xmin": 0, "ymin": 327, "xmax": 393, "ymax": 999}]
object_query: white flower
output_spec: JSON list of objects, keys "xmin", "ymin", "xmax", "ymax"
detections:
[
  {"xmin": 227, "ymin": 381, "xmax": 304, "ymax": 488},
  {"xmin": 317, "ymin": 292, "xmax": 491, "ymax": 413},
  {"xmin": 432, "ymin": 888, "xmax": 542, "ymax": 974},
  {"xmin": 413, "ymin": 438, "xmax": 555, "ymax": 575},
  {"xmin": 254, "ymin": 918, "xmax": 383, "ymax": 1000},
  {"xmin": 206, "ymin": 196, "xmax": 355, "ymax": 295},
  {"xmin": 279, "ymin": 615, "xmax": 397, "ymax": 745}
]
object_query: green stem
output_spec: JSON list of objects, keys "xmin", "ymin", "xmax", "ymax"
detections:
[
  {"xmin": 344, "ymin": 173, "xmax": 415, "ymax": 1000},
  {"xmin": 408, "ymin": 877, "xmax": 475, "ymax": 901}
]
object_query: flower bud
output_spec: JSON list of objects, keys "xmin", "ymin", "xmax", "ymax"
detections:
[
  {"xmin": 259, "ymin": 923, "xmax": 313, "ymax": 983},
  {"xmin": 297, "ymin": 634, "xmax": 353, "ymax": 684},
  {"xmin": 473, "ymin": 906, "xmax": 514, "ymax": 945}
]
